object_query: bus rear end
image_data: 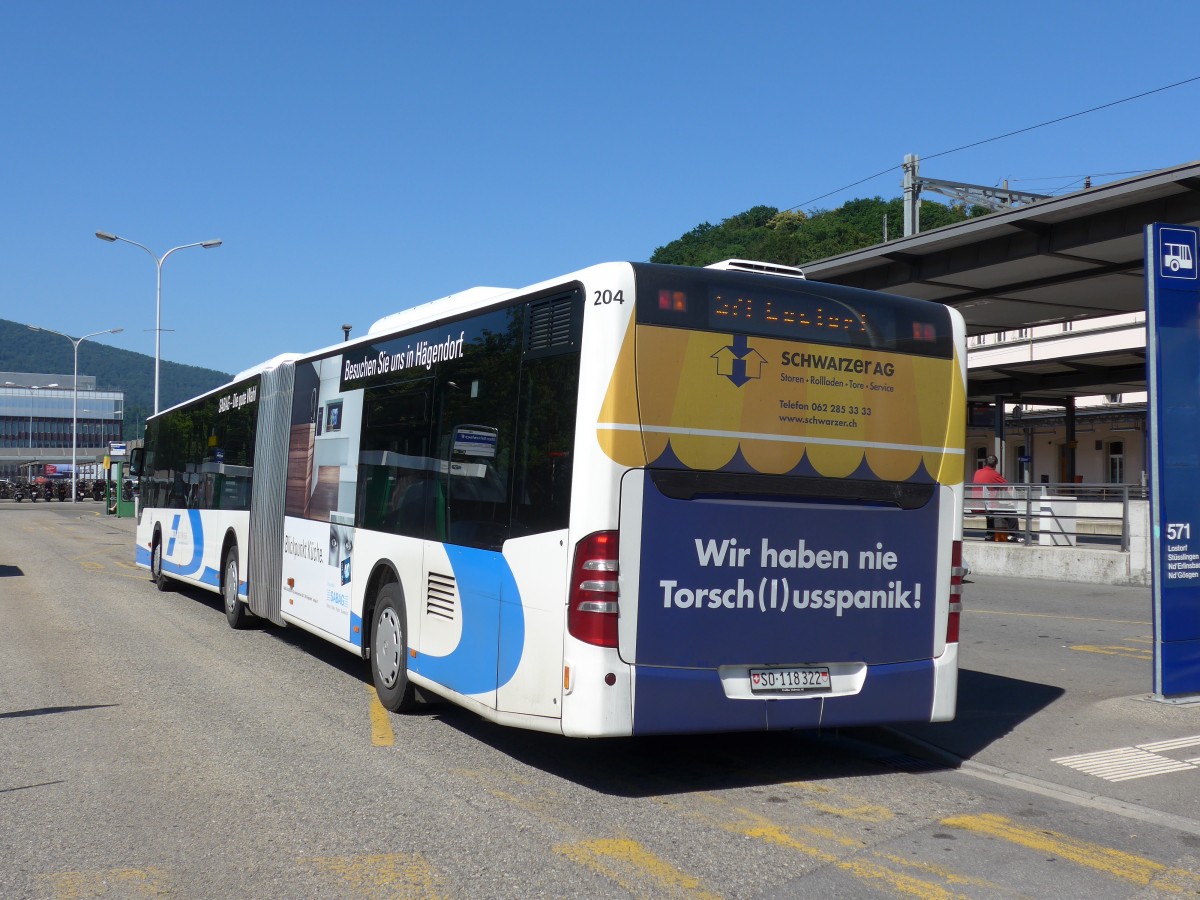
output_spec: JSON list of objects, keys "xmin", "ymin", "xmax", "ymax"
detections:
[{"xmin": 590, "ymin": 263, "xmax": 965, "ymax": 736}]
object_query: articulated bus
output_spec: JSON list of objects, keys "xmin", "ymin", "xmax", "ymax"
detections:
[{"xmin": 131, "ymin": 260, "xmax": 967, "ymax": 737}]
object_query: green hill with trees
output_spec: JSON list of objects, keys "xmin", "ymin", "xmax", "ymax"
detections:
[
  {"xmin": 651, "ymin": 197, "xmax": 989, "ymax": 267},
  {"xmin": 0, "ymin": 318, "xmax": 231, "ymax": 437}
]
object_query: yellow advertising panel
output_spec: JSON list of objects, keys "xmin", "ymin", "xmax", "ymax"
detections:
[{"xmin": 597, "ymin": 324, "xmax": 965, "ymax": 484}]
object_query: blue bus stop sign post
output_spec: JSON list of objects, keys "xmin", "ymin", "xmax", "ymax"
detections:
[{"xmin": 1147, "ymin": 222, "xmax": 1200, "ymax": 700}]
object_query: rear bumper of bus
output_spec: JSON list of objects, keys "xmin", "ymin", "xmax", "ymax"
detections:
[{"xmin": 630, "ymin": 646, "xmax": 958, "ymax": 735}]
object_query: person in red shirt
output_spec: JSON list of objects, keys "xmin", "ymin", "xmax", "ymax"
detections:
[{"xmin": 972, "ymin": 455, "xmax": 1017, "ymax": 540}]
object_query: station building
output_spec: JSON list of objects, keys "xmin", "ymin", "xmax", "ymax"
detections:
[
  {"xmin": 0, "ymin": 372, "xmax": 125, "ymax": 480},
  {"xmin": 965, "ymin": 311, "xmax": 1146, "ymax": 491}
]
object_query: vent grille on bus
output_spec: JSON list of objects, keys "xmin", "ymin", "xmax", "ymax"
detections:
[
  {"xmin": 526, "ymin": 291, "xmax": 577, "ymax": 352},
  {"xmin": 426, "ymin": 571, "xmax": 457, "ymax": 620}
]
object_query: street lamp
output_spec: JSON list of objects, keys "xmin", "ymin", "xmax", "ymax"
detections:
[
  {"xmin": 95, "ymin": 231, "xmax": 222, "ymax": 414},
  {"xmin": 26, "ymin": 326, "xmax": 123, "ymax": 503}
]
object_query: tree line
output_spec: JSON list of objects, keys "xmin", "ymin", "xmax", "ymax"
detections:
[{"xmin": 650, "ymin": 197, "xmax": 989, "ymax": 267}]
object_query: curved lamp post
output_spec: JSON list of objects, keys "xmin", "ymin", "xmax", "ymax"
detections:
[
  {"xmin": 95, "ymin": 231, "xmax": 221, "ymax": 414},
  {"xmin": 27, "ymin": 326, "xmax": 123, "ymax": 502}
]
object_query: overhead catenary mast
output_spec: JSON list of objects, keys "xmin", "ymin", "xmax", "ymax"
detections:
[{"xmin": 901, "ymin": 153, "xmax": 1052, "ymax": 236}]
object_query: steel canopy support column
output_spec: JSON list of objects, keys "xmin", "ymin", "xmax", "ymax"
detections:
[
  {"xmin": 1065, "ymin": 398, "xmax": 1077, "ymax": 484},
  {"xmin": 992, "ymin": 396, "xmax": 1006, "ymax": 474}
]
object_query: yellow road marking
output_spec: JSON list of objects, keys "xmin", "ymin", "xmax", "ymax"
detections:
[
  {"xmin": 450, "ymin": 766, "xmax": 570, "ymax": 825},
  {"xmin": 688, "ymin": 791, "xmax": 863, "ymax": 848},
  {"xmin": 970, "ymin": 608, "xmax": 1150, "ymax": 626},
  {"xmin": 720, "ymin": 808, "xmax": 963, "ymax": 900},
  {"xmin": 440, "ymin": 772, "xmax": 719, "ymax": 898},
  {"xmin": 942, "ymin": 813, "xmax": 1200, "ymax": 892},
  {"xmin": 40, "ymin": 866, "xmax": 169, "ymax": 899},
  {"xmin": 661, "ymin": 789, "xmax": 987, "ymax": 897},
  {"xmin": 554, "ymin": 836, "xmax": 722, "ymax": 900},
  {"xmin": 721, "ymin": 808, "xmax": 839, "ymax": 861},
  {"xmin": 70, "ymin": 547, "xmax": 116, "ymax": 562},
  {"xmin": 366, "ymin": 686, "xmax": 395, "ymax": 746},
  {"xmin": 783, "ymin": 783, "xmax": 895, "ymax": 823},
  {"xmin": 876, "ymin": 853, "xmax": 1016, "ymax": 894},
  {"xmin": 804, "ymin": 799, "xmax": 895, "ymax": 823},
  {"xmin": 1069, "ymin": 643, "xmax": 1153, "ymax": 660},
  {"xmin": 303, "ymin": 852, "xmax": 446, "ymax": 899},
  {"xmin": 664, "ymin": 793, "xmax": 957, "ymax": 900}
]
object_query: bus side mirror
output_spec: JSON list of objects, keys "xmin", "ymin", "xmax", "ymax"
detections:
[{"xmin": 128, "ymin": 447, "xmax": 144, "ymax": 477}]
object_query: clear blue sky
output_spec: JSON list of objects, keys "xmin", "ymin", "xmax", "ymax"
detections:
[{"xmin": 5, "ymin": 2, "xmax": 1200, "ymax": 378}]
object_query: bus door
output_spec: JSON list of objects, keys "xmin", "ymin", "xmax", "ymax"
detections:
[
  {"xmin": 406, "ymin": 365, "xmax": 521, "ymax": 709},
  {"xmin": 410, "ymin": 423, "xmax": 509, "ymax": 708},
  {"xmin": 357, "ymin": 381, "xmax": 441, "ymax": 663}
]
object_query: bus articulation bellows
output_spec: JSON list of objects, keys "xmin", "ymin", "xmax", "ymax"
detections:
[{"xmin": 131, "ymin": 261, "xmax": 967, "ymax": 737}]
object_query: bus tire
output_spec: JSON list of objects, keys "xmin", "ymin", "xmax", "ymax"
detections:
[
  {"xmin": 151, "ymin": 536, "xmax": 171, "ymax": 592},
  {"xmin": 222, "ymin": 545, "xmax": 249, "ymax": 629},
  {"xmin": 371, "ymin": 584, "xmax": 417, "ymax": 712}
]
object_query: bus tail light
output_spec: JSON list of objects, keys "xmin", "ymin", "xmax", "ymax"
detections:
[
  {"xmin": 947, "ymin": 540, "xmax": 964, "ymax": 644},
  {"xmin": 568, "ymin": 531, "xmax": 619, "ymax": 648}
]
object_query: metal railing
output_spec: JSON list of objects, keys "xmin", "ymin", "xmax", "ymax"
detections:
[{"xmin": 963, "ymin": 482, "xmax": 1138, "ymax": 551}]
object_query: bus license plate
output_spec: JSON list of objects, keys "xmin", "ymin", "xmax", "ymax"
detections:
[{"xmin": 749, "ymin": 666, "xmax": 831, "ymax": 694}]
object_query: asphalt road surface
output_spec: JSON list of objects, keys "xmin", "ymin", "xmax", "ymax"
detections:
[{"xmin": 2, "ymin": 502, "xmax": 1198, "ymax": 898}]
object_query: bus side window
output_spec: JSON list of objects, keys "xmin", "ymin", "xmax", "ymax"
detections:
[
  {"xmin": 435, "ymin": 329, "xmax": 520, "ymax": 550},
  {"xmin": 388, "ymin": 476, "xmax": 445, "ymax": 540},
  {"xmin": 444, "ymin": 425, "xmax": 508, "ymax": 549},
  {"xmin": 356, "ymin": 380, "xmax": 440, "ymax": 540},
  {"xmin": 511, "ymin": 355, "xmax": 577, "ymax": 537}
]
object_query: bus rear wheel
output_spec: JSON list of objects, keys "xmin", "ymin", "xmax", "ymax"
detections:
[
  {"xmin": 151, "ymin": 537, "xmax": 171, "ymax": 592},
  {"xmin": 223, "ymin": 545, "xmax": 249, "ymax": 629},
  {"xmin": 371, "ymin": 584, "xmax": 417, "ymax": 712}
]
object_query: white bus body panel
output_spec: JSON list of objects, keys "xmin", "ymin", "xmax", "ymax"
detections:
[{"xmin": 135, "ymin": 508, "xmax": 248, "ymax": 598}]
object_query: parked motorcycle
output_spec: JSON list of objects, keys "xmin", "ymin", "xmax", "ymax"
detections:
[
  {"xmin": 42, "ymin": 484, "xmax": 54, "ymax": 502},
  {"xmin": 91, "ymin": 481, "xmax": 104, "ymax": 501},
  {"xmin": 12, "ymin": 485, "xmax": 24, "ymax": 502}
]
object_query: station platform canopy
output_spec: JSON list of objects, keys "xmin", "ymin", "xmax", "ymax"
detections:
[{"xmin": 799, "ymin": 161, "xmax": 1200, "ymax": 403}]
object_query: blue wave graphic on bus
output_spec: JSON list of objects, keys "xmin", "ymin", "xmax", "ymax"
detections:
[
  {"xmin": 162, "ymin": 510, "xmax": 220, "ymax": 587},
  {"xmin": 412, "ymin": 545, "xmax": 524, "ymax": 696}
]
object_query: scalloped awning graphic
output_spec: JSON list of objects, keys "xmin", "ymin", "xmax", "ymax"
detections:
[{"xmin": 597, "ymin": 323, "xmax": 965, "ymax": 485}]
